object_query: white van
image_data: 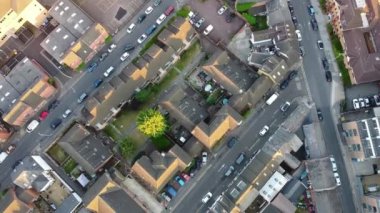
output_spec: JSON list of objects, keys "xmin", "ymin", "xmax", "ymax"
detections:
[
  {"xmin": 0, "ymin": 152, "xmax": 8, "ymax": 164},
  {"xmin": 103, "ymin": 66, "xmax": 115, "ymax": 77},
  {"xmin": 266, "ymin": 92, "xmax": 279, "ymax": 105},
  {"xmin": 26, "ymin": 120, "xmax": 39, "ymax": 133}
]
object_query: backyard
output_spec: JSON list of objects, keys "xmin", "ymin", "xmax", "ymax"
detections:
[
  {"xmin": 236, "ymin": 2, "xmax": 268, "ymax": 30},
  {"xmin": 47, "ymin": 144, "xmax": 78, "ymax": 174}
]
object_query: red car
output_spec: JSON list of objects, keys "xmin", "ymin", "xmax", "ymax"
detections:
[
  {"xmin": 181, "ymin": 173, "xmax": 191, "ymax": 182},
  {"xmin": 164, "ymin": 5, "xmax": 175, "ymax": 16},
  {"xmin": 39, "ymin": 111, "xmax": 49, "ymax": 120}
]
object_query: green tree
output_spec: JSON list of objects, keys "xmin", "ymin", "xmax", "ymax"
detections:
[
  {"xmin": 119, "ymin": 138, "xmax": 136, "ymax": 158},
  {"xmin": 137, "ymin": 109, "xmax": 167, "ymax": 138}
]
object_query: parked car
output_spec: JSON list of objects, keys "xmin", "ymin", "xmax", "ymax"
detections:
[
  {"xmin": 26, "ymin": 120, "xmax": 39, "ymax": 133},
  {"xmin": 103, "ymin": 66, "xmax": 115, "ymax": 77},
  {"xmin": 322, "ymin": 57, "xmax": 329, "ymax": 70},
  {"xmin": 146, "ymin": 24, "xmax": 157, "ymax": 36},
  {"xmin": 138, "ymin": 14, "xmax": 146, "ymax": 23},
  {"xmin": 195, "ymin": 17, "xmax": 205, "ymax": 28},
  {"xmin": 317, "ymin": 40, "xmax": 324, "ymax": 49},
  {"xmin": 124, "ymin": 44, "xmax": 135, "ymax": 52},
  {"xmin": 202, "ymin": 151, "xmax": 208, "ymax": 165},
  {"xmin": 6, "ymin": 145, "xmax": 15, "ymax": 154},
  {"xmin": 188, "ymin": 11, "xmax": 196, "ymax": 19},
  {"xmin": 307, "ymin": 5, "xmax": 315, "ymax": 15},
  {"xmin": 126, "ymin": 23, "xmax": 136, "ymax": 33},
  {"xmin": 87, "ymin": 62, "xmax": 98, "ymax": 72},
  {"xmin": 352, "ymin": 99, "xmax": 360, "ymax": 110},
  {"xmin": 325, "ymin": 71, "xmax": 332, "ymax": 82},
  {"xmin": 145, "ymin": 6, "xmax": 153, "ymax": 14},
  {"xmin": 288, "ymin": 70, "xmax": 298, "ymax": 80},
  {"xmin": 299, "ymin": 46, "xmax": 305, "ymax": 56},
  {"xmin": 280, "ymin": 79, "xmax": 289, "ymax": 90},
  {"xmin": 202, "ymin": 192, "xmax": 212, "ymax": 203},
  {"xmin": 107, "ymin": 43, "xmax": 117, "ymax": 53},
  {"xmin": 310, "ymin": 18, "xmax": 318, "ymax": 31},
  {"xmin": 39, "ymin": 111, "xmax": 49, "ymax": 121},
  {"xmin": 359, "ymin": 98, "xmax": 365, "ymax": 108},
  {"xmin": 235, "ymin": 152, "xmax": 246, "ymax": 165},
  {"xmin": 162, "ymin": 192, "xmax": 171, "ymax": 202},
  {"xmin": 93, "ymin": 79, "xmax": 103, "ymax": 88},
  {"xmin": 364, "ymin": 98, "xmax": 370, "ymax": 107},
  {"xmin": 175, "ymin": 176, "xmax": 185, "ymax": 186},
  {"xmin": 225, "ymin": 11, "xmax": 235, "ymax": 23},
  {"xmin": 333, "ymin": 172, "xmax": 341, "ymax": 186},
  {"xmin": 295, "ymin": 30, "xmax": 302, "ymax": 41},
  {"xmin": 203, "ymin": 25, "xmax": 213, "ymax": 35},
  {"xmin": 153, "ymin": 0, "xmax": 161, "ymax": 6},
  {"xmin": 156, "ymin": 14, "xmax": 167, "ymax": 25},
  {"xmin": 48, "ymin": 100, "xmax": 60, "ymax": 110},
  {"xmin": 120, "ymin": 52, "xmax": 130, "ymax": 61},
  {"xmin": 166, "ymin": 186, "xmax": 177, "ymax": 198},
  {"xmin": 77, "ymin": 93, "xmax": 88, "ymax": 103},
  {"xmin": 317, "ymin": 108, "xmax": 323, "ymax": 120},
  {"xmin": 224, "ymin": 166, "xmax": 235, "ymax": 177},
  {"xmin": 99, "ymin": 52, "xmax": 108, "ymax": 61},
  {"xmin": 280, "ymin": 101, "xmax": 291, "ymax": 112},
  {"xmin": 164, "ymin": 5, "xmax": 175, "ymax": 16},
  {"xmin": 62, "ymin": 109, "xmax": 72, "ymax": 118},
  {"xmin": 181, "ymin": 173, "xmax": 191, "ymax": 182},
  {"xmin": 259, "ymin": 125, "xmax": 269, "ymax": 136},
  {"xmin": 137, "ymin": 34, "xmax": 147, "ymax": 44},
  {"xmin": 50, "ymin": 118, "xmax": 62, "ymax": 130},
  {"xmin": 227, "ymin": 137, "xmax": 238, "ymax": 148},
  {"xmin": 217, "ymin": 5, "xmax": 228, "ymax": 15}
]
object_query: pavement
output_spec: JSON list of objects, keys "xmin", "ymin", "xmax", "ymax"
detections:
[
  {"xmin": 291, "ymin": 0, "xmax": 358, "ymax": 212},
  {"xmin": 0, "ymin": 0, "xmax": 178, "ymax": 192}
]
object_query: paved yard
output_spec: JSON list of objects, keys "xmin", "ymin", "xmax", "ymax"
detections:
[{"xmin": 189, "ymin": 0, "xmax": 245, "ymax": 46}]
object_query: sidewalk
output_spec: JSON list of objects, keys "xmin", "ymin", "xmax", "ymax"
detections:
[{"xmin": 310, "ymin": 1, "xmax": 360, "ymax": 212}]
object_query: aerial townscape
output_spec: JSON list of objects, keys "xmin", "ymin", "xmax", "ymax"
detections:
[{"xmin": 0, "ymin": 0, "xmax": 379, "ymax": 212}]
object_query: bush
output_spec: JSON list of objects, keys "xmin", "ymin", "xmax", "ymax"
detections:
[
  {"xmin": 151, "ymin": 135, "xmax": 173, "ymax": 151},
  {"xmin": 176, "ymin": 6, "xmax": 190, "ymax": 18},
  {"xmin": 47, "ymin": 78, "xmax": 56, "ymax": 87},
  {"xmin": 105, "ymin": 35, "xmax": 113, "ymax": 44},
  {"xmin": 236, "ymin": 2, "xmax": 254, "ymax": 12},
  {"xmin": 119, "ymin": 138, "xmax": 137, "ymax": 158},
  {"xmin": 242, "ymin": 13, "xmax": 256, "ymax": 25}
]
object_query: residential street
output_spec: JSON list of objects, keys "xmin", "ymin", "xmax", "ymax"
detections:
[{"xmin": 0, "ymin": 0, "xmax": 177, "ymax": 192}]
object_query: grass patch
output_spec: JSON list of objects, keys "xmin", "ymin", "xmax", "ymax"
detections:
[
  {"xmin": 176, "ymin": 6, "xmax": 190, "ymax": 18},
  {"xmin": 236, "ymin": 2, "xmax": 254, "ymax": 12},
  {"xmin": 319, "ymin": 0, "xmax": 327, "ymax": 13},
  {"xmin": 242, "ymin": 13, "xmax": 268, "ymax": 30},
  {"xmin": 47, "ymin": 144, "xmax": 68, "ymax": 164},
  {"xmin": 140, "ymin": 27, "xmax": 166, "ymax": 55},
  {"xmin": 151, "ymin": 135, "xmax": 173, "ymax": 151},
  {"xmin": 103, "ymin": 124, "xmax": 122, "ymax": 141},
  {"xmin": 326, "ymin": 24, "xmax": 352, "ymax": 87},
  {"xmin": 241, "ymin": 107, "xmax": 252, "ymax": 119},
  {"xmin": 206, "ymin": 89, "xmax": 223, "ymax": 105},
  {"xmin": 75, "ymin": 62, "xmax": 86, "ymax": 72},
  {"xmin": 63, "ymin": 158, "xmax": 77, "ymax": 173},
  {"xmin": 118, "ymin": 137, "xmax": 137, "ymax": 159},
  {"xmin": 105, "ymin": 35, "xmax": 113, "ymax": 44},
  {"xmin": 175, "ymin": 41, "xmax": 201, "ymax": 70},
  {"xmin": 47, "ymin": 77, "xmax": 56, "ymax": 87}
]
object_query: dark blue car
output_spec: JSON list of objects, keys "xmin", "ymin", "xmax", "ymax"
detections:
[
  {"xmin": 146, "ymin": 24, "xmax": 157, "ymax": 36},
  {"xmin": 94, "ymin": 79, "xmax": 103, "ymax": 88},
  {"xmin": 166, "ymin": 185, "xmax": 177, "ymax": 198},
  {"xmin": 87, "ymin": 62, "xmax": 98, "ymax": 72}
]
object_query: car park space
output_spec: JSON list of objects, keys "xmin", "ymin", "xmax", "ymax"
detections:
[{"xmin": 188, "ymin": 0, "xmax": 244, "ymax": 44}]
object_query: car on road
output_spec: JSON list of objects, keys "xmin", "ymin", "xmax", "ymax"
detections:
[
  {"xmin": 353, "ymin": 99, "xmax": 360, "ymax": 110},
  {"xmin": 107, "ymin": 43, "xmax": 117, "ymax": 53},
  {"xmin": 202, "ymin": 151, "xmax": 208, "ymax": 165},
  {"xmin": 39, "ymin": 111, "xmax": 49, "ymax": 121},
  {"xmin": 181, "ymin": 173, "xmax": 191, "ymax": 182},
  {"xmin": 164, "ymin": 5, "xmax": 175, "ymax": 16},
  {"xmin": 153, "ymin": 0, "xmax": 161, "ymax": 6},
  {"xmin": 331, "ymin": 161, "xmax": 337, "ymax": 172},
  {"xmin": 202, "ymin": 192, "xmax": 212, "ymax": 203},
  {"xmin": 126, "ymin": 23, "xmax": 136, "ymax": 33},
  {"xmin": 295, "ymin": 30, "xmax": 302, "ymax": 41},
  {"xmin": 103, "ymin": 66, "xmax": 115, "ymax": 77},
  {"xmin": 317, "ymin": 40, "xmax": 324, "ymax": 49},
  {"xmin": 307, "ymin": 5, "xmax": 315, "ymax": 15},
  {"xmin": 334, "ymin": 172, "xmax": 341, "ymax": 186},
  {"xmin": 48, "ymin": 100, "xmax": 60, "ymax": 111},
  {"xmin": 77, "ymin": 93, "xmax": 88, "ymax": 103},
  {"xmin": 259, "ymin": 125, "xmax": 269, "ymax": 136},
  {"xmin": 288, "ymin": 70, "xmax": 298, "ymax": 80},
  {"xmin": 299, "ymin": 46, "xmax": 305, "ymax": 56},
  {"xmin": 175, "ymin": 176, "xmax": 185, "ymax": 186},
  {"xmin": 225, "ymin": 11, "xmax": 235, "ymax": 23},
  {"xmin": 280, "ymin": 101, "xmax": 291, "ymax": 112},
  {"xmin": 235, "ymin": 152, "xmax": 246, "ymax": 165},
  {"xmin": 50, "ymin": 118, "xmax": 62, "ymax": 130},
  {"xmin": 280, "ymin": 79, "xmax": 289, "ymax": 90},
  {"xmin": 137, "ymin": 34, "xmax": 147, "ymax": 44},
  {"xmin": 195, "ymin": 17, "xmax": 205, "ymax": 28},
  {"xmin": 93, "ymin": 79, "xmax": 103, "ymax": 88},
  {"xmin": 146, "ymin": 24, "xmax": 157, "ymax": 36},
  {"xmin": 87, "ymin": 62, "xmax": 98, "ymax": 72},
  {"xmin": 145, "ymin": 6, "xmax": 153, "ymax": 15},
  {"xmin": 217, "ymin": 5, "xmax": 228, "ymax": 15},
  {"xmin": 322, "ymin": 57, "xmax": 329, "ymax": 70},
  {"xmin": 120, "ymin": 52, "xmax": 130, "ymax": 61},
  {"xmin": 6, "ymin": 144, "xmax": 15, "ymax": 154},
  {"xmin": 224, "ymin": 166, "xmax": 234, "ymax": 177},
  {"xmin": 325, "ymin": 71, "xmax": 332, "ymax": 82},
  {"xmin": 310, "ymin": 18, "xmax": 318, "ymax": 31},
  {"xmin": 99, "ymin": 52, "xmax": 108, "ymax": 62},
  {"xmin": 26, "ymin": 120, "xmax": 39, "ymax": 133},
  {"xmin": 292, "ymin": 16, "xmax": 298, "ymax": 25},
  {"xmin": 227, "ymin": 137, "xmax": 238, "ymax": 148},
  {"xmin": 203, "ymin": 24, "xmax": 213, "ymax": 35},
  {"xmin": 156, "ymin": 14, "xmax": 166, "ymax": 25},
  {"xmin": 124, "ymin": 44, "xmax": 135, "ymax": 52},
  {"xmin": 138, "ymin": 14, "xmax": 146, "ymax": 23},
  {"xmin": 62, "ymin": 109, "xmax": 72, "ymax": 118},
  {"xmin": 317, "ymin": 109, "xmax": 323, "ymax": 121},
  {"xmin": 358, "ymin": 98, "xmax": 365, "ymax": 108}
]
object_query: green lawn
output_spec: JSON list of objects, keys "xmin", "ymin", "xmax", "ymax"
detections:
[
  {"xmin": 47, "ymin": 144, "xmax": 69, "ymax": 165},
  {"xmin": 319, "ymin": 0, "xmax": 327, "ymax": 13},
  {"xmin": 104, "ymin": 35, "xmax": 113, "ymax": 44},
  {"xmin": 63, "ymin": 158, "xmax": 77, "ymax": 174},
  {"xmin": 176, "ymin": 6, "xmax": 190, "ymax": 18},
  {"xmin": 175, "ymin": 41, "xmax": 201, "ymax": 70},
  {"xmin": 242, "ymin": 13, "xmax": 268, "ymax": 30},
  {"xmin": 151, "ymin": 135, "xmax": 173, "ymax": 152},
  {"xmin": 236, "ymin": 2, "xmax": 254, "ymax": 12},
  {"xmin": 75, "ymin": 62, "xmax": 86, "ymax": 72}
]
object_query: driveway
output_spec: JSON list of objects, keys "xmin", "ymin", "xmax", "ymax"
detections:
[{"xmin": 189, "ymin": 0, "xmax": 245, "ymax": 45}]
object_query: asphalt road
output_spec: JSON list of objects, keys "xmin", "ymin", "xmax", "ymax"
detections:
[
  {"xmin": 169, "ymin": 74, "xmax": 307, "ymax": 212},
  {"xmin": 291, "ymin": 0, "xmax": 356, "ymax": 212},
  {"xmin": 0, "ymin": 0, "xmax": 177, "ymax": 190}
]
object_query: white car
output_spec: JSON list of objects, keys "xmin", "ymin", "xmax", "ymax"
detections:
[
  {"xmin": 317, "ymin": 40, "xmax": 324, "ymax": 49},
  {"xmin": 137, "ymin": 34, "xmax": 147, "ymax": 44},
  {"xmin": 195, "ymin": 17, "xmax": 205, "ymax": 28},
  {"xmin": 295, "ymin": 30, "xmax": 302, "ymax": 41},
  {"xmin": 217, "ymin": 5, "xmax": 228, "ymax": 15},
  {"xmin": 352, "ymin": 99, "xmax": 360, "ymax": 110},
  {"xmin": 334, "ymin": 172, "xmax": 341, "ymax": 186},
  {"xmin": 280, "ymin": 101, "xmax": 291, "ymax": 112},
  {"xmin": 156, "ymin": 14, "xmax": 167, "ymax": 25},
  {"xmin": 26, "ymin": 120, "xmax": 39, "ymax": 133},
  {"xmin": 107, "ymin": 43, "xmax": 117, "ymax": 53},
  {"xmin": 120, "ymin": 52, "xmax": 130, "ymax": 61},
  {"xmin": 188, "ymin": 11, "xmax": 196, "ymax": 19},
  {"xmin": 358, "ymin": 98, "xmax": 365, "ymax": 108},
  {"xmin": 127, "ymin": 23, "xmax": 136, "ymax": 33},
  {"xmin": 145, "ymin": 6, "xmax": 154, "ymax": 15},
  {"xmin": 203, "ymin": 24, "xmax": 213, "ymax": 35},
  {"xmin": 202, "ymin": 151, "xmax": 208, "ymax": 165},
  {"xmin": 259, "ymin": 125, "xmax": 269, "ymax": 136},
  {"xmin": 202, "ymin": 192, "xmax": 212, "ymax": 203},
  {"xmin": 364, "ymin": 98, "xmax": 370, "ymax": 107},
  {"xmin": 62, "ymin": 109, "xmax": 72, "ymax": 118}
]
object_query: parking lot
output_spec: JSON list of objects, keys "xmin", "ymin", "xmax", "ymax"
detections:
[{"xmin": 188, "ymin": 0, "xmax": 245, "ymax": 45}]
